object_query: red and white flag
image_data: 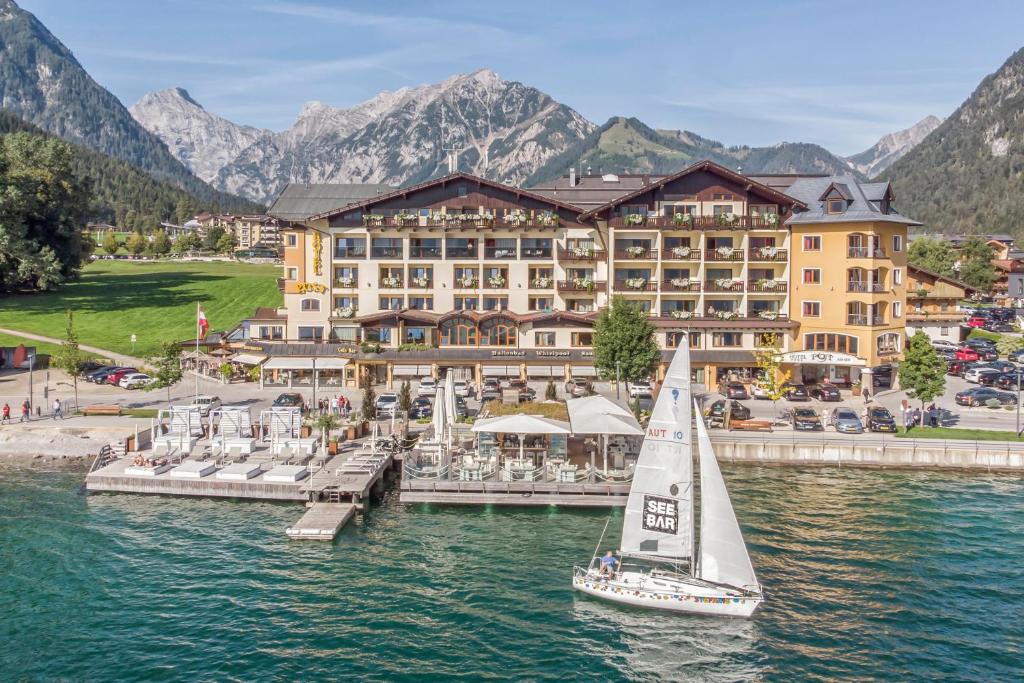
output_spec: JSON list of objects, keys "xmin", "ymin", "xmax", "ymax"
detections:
[{"xmin": 197, "ymin": 307, "xmax": 209, "ymax": 339}]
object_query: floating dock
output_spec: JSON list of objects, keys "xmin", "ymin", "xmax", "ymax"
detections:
[{"xmin": 286, "ymin": 503, "xmax": 356, "ymax": 540}]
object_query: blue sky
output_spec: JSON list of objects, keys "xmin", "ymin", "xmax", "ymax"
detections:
[{"xmin": 19, "ymin": 0, "xmax": 1024, "ymax": 155}]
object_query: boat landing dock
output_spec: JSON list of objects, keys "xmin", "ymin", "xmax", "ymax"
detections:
[
  {"xmin": 399, "ymin": 480, "xmax": 630, "ymax": 506},
  {"xmin": 286, "ymin": 503, "xmax": 357, "ymax": 540}
]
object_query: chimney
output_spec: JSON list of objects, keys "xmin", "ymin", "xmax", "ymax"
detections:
[
  {"xmin": 569, "ymin": 167, "xmax": 576, "ymax": 187},
  {"xmin": 447, "ymin": 150, "xmax": 458, "ymax": 174},
  {"xmin": 641, "ymin": 174, "xmax": 650, "ymax": 186}
]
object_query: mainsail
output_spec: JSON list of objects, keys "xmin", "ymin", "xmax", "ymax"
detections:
[
  {"xmin": 694, "ymin": 405, "xmax": 760, "ymax": 591},
  {"xmin": 619, "ymin": 339, "xmax": 694, "ymax": 560}
]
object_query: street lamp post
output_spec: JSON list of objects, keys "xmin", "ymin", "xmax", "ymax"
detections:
[{"xmin": 28, "ymin": 352, "xmax": 35, "ymax": 417}]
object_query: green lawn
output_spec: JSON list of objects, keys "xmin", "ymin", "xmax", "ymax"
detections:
[
  {"xmin": 0, "ymin": 260, "xmax": 281, "ymax": 357},
  {"xmin": 895, "ymin": 427, "xmax": 1024, "ymax": 442}
]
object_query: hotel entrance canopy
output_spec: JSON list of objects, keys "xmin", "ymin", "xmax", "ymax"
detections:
[{"xmin": 262, "ymin": 357, "xmax": 350, "ymax": 370}]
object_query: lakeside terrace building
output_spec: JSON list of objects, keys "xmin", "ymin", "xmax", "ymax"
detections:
[{"xmin": 249, "ymin": 161, "xmax": 918, "ymax": 389}]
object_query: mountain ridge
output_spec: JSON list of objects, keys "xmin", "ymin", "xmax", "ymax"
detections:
[{"xmin": 846, "ymin": 115, "xmax": 943, "ymax": 177}]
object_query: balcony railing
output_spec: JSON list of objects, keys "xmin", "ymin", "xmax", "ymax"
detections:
[
  {"xmin": 334, "ymin": 247, "xmax": 366, "ymax": 259},
  {"xmin": 661, "ymin": 279, "xmax": 702, "ymax": 292},
  {"xmin": 409, "ymin": 246, "xmax": 442, "ymax": 259},
  {"xmin": 522, "ymin": 246, "xmax": 553, "ymax": 259},
  {"xmin": 407, "ymin": 278, "xmax": 433, "ymax": 289},
  {"xmin": 847, "ymin": 281, "xmax": 886, "ymax": 293},
  {"xmin": 705, "ymin": 248, "xmax": 744, "ymax": 262},
  {"xmin": 613, "ymin": 279, "xmax": 658, "ymax": 292},
  {"xmin": 446, "ymin": 246, "xmax": 478, "ymax": 258},
  {"xmin": 614, "ymin": 248, "xmax": 658, "ymax": 260},
  {"xmin": 748, "ymin": 247, "xmax": 788, "ymax": 262},
  {"xmin": 557, "ymin": 280, "xmax": 607, "ymax": 293},
  {"xmin": 609, "ymin": 215, "xmax": 783, "ymax": 230},
  {"xmin": 379, "ymin": 277, "xmax": 403, "ymax": 289},
  {"xmin": 747, "ymin": 309, "xmax": 788, "ymax": 321},
  {"xmin": 557, "ymin": 245, "xmax": 604, "ymax": 261},
  {"xmin": 847, "ymin": 314, "xmax": 885, "ymax": 326},
  {"xmin": 747, "ymin": 280, "xmax": 788, "ymax": 293},
  {"xmin": 453, "ymin": 276, "xmax": 478, "ymax": 289},
  {"xmin": 529, "ymin": 277, "xmax": 556, "ymax": 289},
  {"xmin": 331, "ymin": 307, "xmax": 358, "ymax": 319},
  {"xmin": 371, "ymin": 247, "xmax": 403, "ymax": 259},
  {"xmin": 484, "ymin": 247, "xmax": 518, "ymax": 259},
  {"xmin": 705, "ymin": 280, "xmax": 745, "ymax": 293},
  {"xmin": 333, "ymin": 277, "xmax": 358, "ymax": 288},
  {"xmin": 847, "ymin": 247, "xmax": 887, "ymax": 259},
  {"xmin": 662, "ymin": 246, "xmax": 699, "ymax": 260},
  {"xmin": 483, "ymin": 275, "xmax": 509, "ymax": 289}
]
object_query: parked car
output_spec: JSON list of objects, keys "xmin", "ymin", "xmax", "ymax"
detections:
[
  {"xmin": 977, "ymin": 372, "xmax": 1004, "ymax": 387},
  {"xmin": 782, "ymin": 382, "xmax": 810, "ymax": 401},
  {"xmin": 955, "ymin": 387, "xmax": 1017, "ymax": 407},
  {"xmin": 830, "ymin": 408, "xmax": 864, "ymax": 434},
  {"xmin": 272, "ymin": 392, "xmax": 304, "ymax": 408},
  {"xmin": 792, "ymin": 407, "xmax": 823, "ymax": 431},
  {"xmin": 628, "ymin": 379, "xmax": 654, "ymax": 398},
  {"xmin": 750, "ymin": 381, "xmax": 770, "ymax": 399},
  {"xmin": 507, "ymin": 379, "xmax": 536, "ymax": 402},
  {"xmin": 80, "ymin": 360, "xmax": 106, "ymax": 374},
  {"xmin": 964, "ymin": 366, "xmax": 1001, "ymax": 384},
  {"xmin": 84, "ymin": 365, "xmax": 118, "ymax": 383},
  {"xmin": 719, "ymin": 381, "xmax": 750, "ymax": 400},
  {"xmin": 192, "ymin": 395, "xmax": 222, "ymax": 416},
  {"xmin": 105, "ymin": 367, "xmax": 138, "ymax": 385},
  {"xmin": 935, "ymin": 348, "xmax": 957, "ymax": 361},
  {"xmin": 985, "ymin": 322, "xmax": 1015, "ymax": 333},
  {"xmin": 118, "ymin": 372, "xmax": 154, "ymax": 390},
  {"xmin": 954, "ymin": 348, "xmax": 980, "ymax": 361},
  {"xmin": 706, "ymin": 399, "xmax": 751, "ymax": 425},
  {"xmin": 995, "ymin": 373, "xmax": 1024, "ymax": 391},
  {"xmin": 1009, "ymin": 348, "xmax": 1024, "ymax": 364},
  {"xmin": 417, "ymin": 377, "xmax": 437, "ymax": 397},
  {"xmin": 866, "ymin": 406, "xmax": 898, "ymax": 432},
  {"xmin": 965, "ymin": 338, "xmax": 996, "ymax": 351},
  {"xmin": 375, "ymin": 392, "xmax": 399, "ymax": 418},
  {"xmin": 987, "ymin": 360, "xmax": 1017, "ymax": 373},
  {"xmin": 946, "ymin": 360, "xmax": 967, "ymax": 377},
  {"xmin": 930, "ymin": 339, "xmax": 959, "ymax": 351},
  {"xmin": 409, "ymin": 397, "xmax": 432, "ymax": 419},
  {"xmin": 481, "ymin": 379, "xmax": 503, "ymax": 402},
  {"xmin": 810, "ymin": 384, "xmax": 841, "ymax": 401},
  {"xmin": 966, "ymin": 315, "xmax": 989, "ymax": 328},
  {"xmin": 453, "ymin": 380, "xmax": 471, "ymax": 398},
  {"xmin": 564, "ymin": 377, "xmax": 589, "ymax": 398},
  {"xmin": 454, "ymin": 396, "xmax": 468, "ymax": 419}
]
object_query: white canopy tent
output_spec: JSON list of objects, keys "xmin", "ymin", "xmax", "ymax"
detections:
[
  {"xmin": 566, "ymin": 395, "xmax": 644, "ymax": 477},
  {"xmin": 231, "ymin": 353, "xmax": 266, "ymax": 366},
  {"xmin": 471, "ymin": 414, "xmax": 571, "ymax": 472}
]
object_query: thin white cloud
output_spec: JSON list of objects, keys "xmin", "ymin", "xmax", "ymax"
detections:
[
  {"xmin": 255, "ymin": 2, "xmax": 513, "ymax": 37},
  {"xmin": 78, "ymin": 46, "xmax": 262, "ymax": 69}
]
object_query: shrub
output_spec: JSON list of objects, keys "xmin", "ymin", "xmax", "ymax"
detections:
[{"xmin": 545, "ymin": 379, "xmax": 557, "ymax": 400}]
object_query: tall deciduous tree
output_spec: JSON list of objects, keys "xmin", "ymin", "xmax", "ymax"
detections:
[
  {"xmin": 125, "ymin": 232, "xmax": 147, "ymax": 257},
  {"xmin": 148, "ymin": 229, "xmax": 171, "ymax": 256},
  {"xmin": 593, "ymin": 296, "xmax": 660, "ymax": 383},
  {"xmin": 53, "ymin": 309, "xmax": 86, "ymax": 411},
  {"xmin": 753, "ymin": 332, "xmax": 791, "ymax": 421},
  {"xmin": 0, "ymin": 133, "xmax": 91, "ymax": 292},
  {"xmin": 908, "ymin": 236, "xmax": 956, "ymax": 276},
  {"xmin": 145, "ymin": 342, "xmax": 184, "ymax": 404},
  {"xmin": 203, "ymin": 226, "xmax": 226, "ymax": 251},
  {"xmin": 900, "ymin": 331, "xmax": 946, "ymax": 418},
  {"xmin": 956, "ymin": 237, "xmax": 997, "ymax": 292},
  {"xmin": 216, "ymin": 231, "xmax": 236, "ymax": 254},
  {"xmin": 101, "ymin": 230, "xmax": 119, "ymax": 256}
]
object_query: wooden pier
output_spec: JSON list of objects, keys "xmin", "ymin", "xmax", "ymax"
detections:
[
  {"xmin": 286, "ymin": 503, "xmax": 356, "ymax": 540},
  {"xmin": 399, "ymin": 479, "xmax": 630, "ymax": 507}
]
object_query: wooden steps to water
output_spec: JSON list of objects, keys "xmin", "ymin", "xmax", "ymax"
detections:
[{"xmin": 286, "ymin": 502, "xmax": 356, "ymax": 540}]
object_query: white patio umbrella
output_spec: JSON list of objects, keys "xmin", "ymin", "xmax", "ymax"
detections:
[
  {"xmin": 432, "ymin": 385, "xmax": 446, "ymax": 445},
  {"xmin": 471, "ymin": 414, "xmax": 572, "ymax": 473},
  {"xmin": 444, "ymin": 372, "xmax": 457, "ymax": 437}
]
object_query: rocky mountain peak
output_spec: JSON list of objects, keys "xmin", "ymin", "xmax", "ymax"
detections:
[{"xmin": 846, "ymin": 115, "xmax": 943, "ymax": 177}]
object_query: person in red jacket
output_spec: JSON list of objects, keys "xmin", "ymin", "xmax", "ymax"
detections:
[{"xmin": 1, "ymin": 403, "xmax": 10, "ymax": 425}]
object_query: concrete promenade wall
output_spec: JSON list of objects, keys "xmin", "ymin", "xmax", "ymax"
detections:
[{"xmin": 713, "ymin": 440, "xmax": 1024, "ymax": 471}]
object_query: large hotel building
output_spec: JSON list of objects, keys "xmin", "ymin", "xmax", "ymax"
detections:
[{"xmin": 241, "ymin": 160, "xmax": 919, "ymax": 389}]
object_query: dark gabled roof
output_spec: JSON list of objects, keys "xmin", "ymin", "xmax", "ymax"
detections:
[
  {"xmin": 268, "ymin": 183, "xmax": 394, "ymax": 221},
  {"xmin": 785, "ymin": 174, "xmax": 921, "ymax": 226},
  {"xmin": 818, "ymin": 181, "xmax": 853, "ymax": 201},
  {"xmin": 579, "ymin": 160, "xmax": 807, "ymax": 219},
  {"xmin": 307, "ymin": 172, "xmax": 586, "ymax": 221},
  {"xmin": 907, "ymin": 264, "xmax": 979, "ymax": 294}
]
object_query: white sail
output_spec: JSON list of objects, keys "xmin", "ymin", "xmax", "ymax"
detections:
[
  {"xmin": 619, "ymin": 340, "xmax": 694, "ymax": 560},
  {"xmin": 694, "ymin": 404, "xmax": 760, "ymax": 592}
]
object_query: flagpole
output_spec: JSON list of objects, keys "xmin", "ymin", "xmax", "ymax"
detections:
[{"xmin": 195, "ymin": 303, "xmax": 200, "ymax": 403}]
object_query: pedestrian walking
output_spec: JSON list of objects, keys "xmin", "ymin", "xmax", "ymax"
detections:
[
  {"xmin": 52, "ymin": 398, "xmax": 63, "ymax": 420},
  {"xmin": 862, "ymin": 386, "xmax": 871, "ymax": 404},
  {"xmin": 912, "ymin": 407, "xmax": 921, "ymax": 428},
  {"xmin": 20, "ymin": 399, "xmax": 30, "ymax": 423},
  {"xmin": 904, "ymin": 409, "xmax": 914, "ymax": 432},
  {"xmin": 1, "ymin": 403, "xmax": 10, "ymax": 425}
]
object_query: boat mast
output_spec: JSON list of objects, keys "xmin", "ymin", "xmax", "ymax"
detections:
[{"xmin": 691, "ymin": 435, "xmax": 698, "ymax": 576}]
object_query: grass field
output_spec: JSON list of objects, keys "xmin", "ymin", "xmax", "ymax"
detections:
[
  {"xmin": 0, "ymin": 260, "xmax": 281, "ymax": 357},
  {"xmin": 895, "ymin": 427, "xmax": 1024, "ymax": 442}
]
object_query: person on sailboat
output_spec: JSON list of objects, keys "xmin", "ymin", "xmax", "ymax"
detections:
[{"xmin": 599, "ymin": 550, "xmax": 619, "ymax": 578}]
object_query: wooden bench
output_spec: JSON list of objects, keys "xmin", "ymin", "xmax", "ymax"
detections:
[
  {"xmin": 729, "ymin": 418, "xmax": 773, "ymax": 432},
  {"xmin": 82, "ymin": 405, "xmax": 122, "ymax": 416}
]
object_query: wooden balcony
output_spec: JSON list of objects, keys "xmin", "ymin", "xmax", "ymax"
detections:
[
  {"xmin": 705, "ymin": 280, "xmax": 745, "ymax": 293},
  {"xmin": 333, "ymin": 278, "xmax": 358, "ymax": 289},
  {"xmin": 334, "ymin": 247, "xmax": 367, "ymax": 259},
  {"xmin": 747, "ymin": 280, "xmax": 788, "ymax": 293},
  {"xmin": 378, "ymin": 278, "xmax": 404, "ymax": 289},
  {"xmin": 661, "ymin": 279, "xmax": 702, "ymax": 292},
  {"xmin": 662, "ymin": 247, "xmax": 700, "ymax": 261},
  {"xmin": 359, "ymin": 215, "xmax": 562, "ymax": 230},
  {"xmin": 557, "ymin": 245, "xmax": 605, "ymax": 262},
  {"xmin": 557, "ymin": 280, "xmax": 607, "ymax": 293},
  {"xmin": 613, "ymin": 280, "xmax": 658, "ymax": 292},
  {"xmin": 748, "ymin": 247, "xmax": 788, "ymax": 262},
  {"xmin": 408, "ymin": 246, "xmax": 442, "ymax": 259},
  {"xmin": 483, "ymin": 275, "xmax": 509, "ymax": 289},
  {"xmin": 609, "ymin": 215, "xmax": 782, "ymax": 230},
  {"xmin": 613, "ymin": 248, "xmax": 659, "ymax": 260},
  {"xmin": 704, "ymin": 248, "xmax": 744, "ymax": 262},
  {"xmin": 746, "ymin": 310, "xmax": 789, "ymax": 321}
]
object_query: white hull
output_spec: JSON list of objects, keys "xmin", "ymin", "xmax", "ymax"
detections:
[{"xmin": 573, "ymin": 568, "xmax": 762, "ymax": 618}]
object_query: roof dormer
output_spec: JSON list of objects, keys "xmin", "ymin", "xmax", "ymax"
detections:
[{"xmin": 819, "ymin": 182, "xmax": 851, "ymax": 214}]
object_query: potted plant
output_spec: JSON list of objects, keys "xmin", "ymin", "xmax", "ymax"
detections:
[
  {"xmin": 411, "ymin": 276, "xmax": 429, "ymax": 287},
  {"xmin": 671, "ymin": 245, "xmax": 691, "ymax": 257},
  {"xmin": 625, "ymin": 245, "xmax": 646, "ymax": 257},
  {"xmin": 335, "ymin": 306, "xmax": 355, "ymax": 318},
  {"xmin": 715, "ymin": 245, "xmax": 735, "ymax": 258},
  {"xmin": 532, "ymin": 276, "xmax": 552, "ymax": 288},
  {"xmin": 488, "ymin": 274, "xmax": 506, "ymax": 287},
  {"xmin": 624, "ymin": 213, "xmax": 646, "ymax": 226},
  {"xmin": 395, "ymin": 211, "xmax": 417, "ymax": 225},
  {"xmin": 336, "ymin": 276, "xmax": 355, "ymax": 287},
  {"xmin": 763, "ymin": 213, "xmax": 779, "ymax": 227},
  {"xmin": 625, "ymin": 277, "xmax": 647, "ymax": 289},
  {"xmin": 670, "ymin": 277, "xmax": 689, "ymax": 288},
  {"xmin": 673, "ymin": 213, "xmax": 693, "ymax": 227},
  {"xmin": 362, "ymin": 213, "xmax": 385, "ymax": 226},
  {"xmin": 670, "ymin": 310, "xmax": 693, "ymax": 320},
  {"xmin": 851, "ymin": 380, "xmax": 862, "ymax": 396},
  {"xmin": 457, "ymin": 275, "xmax": 477, "ymax": 288},
  {"xmin": 571, "ymin": 245, "xmax": 593, "ymax": 258},
  {"xmin": 381, "ymin": 275, "xmax": 402, "ymax": 288}
]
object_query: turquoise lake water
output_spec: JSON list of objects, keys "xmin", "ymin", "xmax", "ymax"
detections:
[{"xmin": 1, "ymin": 465, "xmax": 1021, "ymax": 681}]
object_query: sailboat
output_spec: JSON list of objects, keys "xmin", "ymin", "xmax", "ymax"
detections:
[{"xmin": 572, "ymin": 340, "xmax": 763, "ymax": 617}]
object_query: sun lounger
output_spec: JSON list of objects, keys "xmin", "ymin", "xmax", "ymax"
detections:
[
  {"xmin": 263, "ymin": 465, "xmax": 309, "ymax": 482},
  {"xmin": 170, "ymin": 460, "xmax": 217, "ymax": 479},
  {"xmin": 125, "ymin": 463, "xmax": 173, "ymax": 476},
  {"xmin": 216, "ymin": 462, "xmax": 262, "ymax": 480}
]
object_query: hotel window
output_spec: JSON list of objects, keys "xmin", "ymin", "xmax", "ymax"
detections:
[
  {"xmin": 877, "ymin": 333, "xmax": 901, "ymax": 355},
  {"xmin": 480, "ymin": 317, "xmax": 517, "ymax": 346},
  {"xmin": 664, "ymin": 236, "xmax": 692, "ymax": 252},
  {"xmin": 802, "ymin": 235, "xmax": 821, "ymax": 251},
  {"xmin": 712, "ymin": 205, "xmax": 732, "ymax": 215},
  {"xmin": 371, "ymin": 237, "xmax": 403, "ymax": 259},
  {"xmin": 940, "ymin": 302, "xmax": 949, "ymax": 312},
  {"xmin": 663, "ymin": 204, "xmax": 697, "ymax": 217},
  {"xmin": 940, "ymin": 326, "xmax": 949, "ymax": 335},
  {"xmin": 802, "ymin": 301, "xmax": 821, "ymax": 317},
  {"xmin": 408, "ymin": 296, "xmax": 433, "ymax": 311},
  {"xmin": 571, "ymin": 332, "xmax": 593, "ymax": 347},
  {"xmin": 379, "ymin": 296, "xmax": 403, "ymax": 310},
  {"xmin": 521, "ymin": 238, "xmax": 552, "ymax": 258},
  {"xmin": 334, "ymin": 266, "xmax": 358, "ymax": 285},
  {"xmin": 484, "ymin": 237, "xmax": 517, "ymax": 259},
  {"xmin": 566, "ymin": 299, "xmax": 594, "ymax": 313},
  {"xmin": 332, "ymin": 327, "xmax": 358, "ymax": 342},
  {"xmin": 447, "ymin": 237, "xmax": 478, "ymax": 258},
  {"xmin": 712, "ymin": 193, "xmax": 734, "ymax": 201},
  {"xmin": 529, "ymin": 297, "xmax": 553, "ymax": 312},
  {"xmin": 404, "ymin": 327, "xmax": 428, "ymax": 344},
  {"xmin": 804, "ymin": 333, "xmax": 858, "ymax": 354},
  {"xmin": 441, "ymin": 317, "xmax": 477, "ymax": 346},
  {"xmin": 285, "ymin": 267, "xmax": 298, "ymax": 280},
  {"xmin": 802, "ymin": 268, "xmax": 821, "ymax": 284},
  {"xmin": 529, "ymin": 266, "xmax": 554, "ymax": 286},
  {"xmin": 300, "ymin": 298, "xmax": 321, "ymax": 312},
  {"xmin": 407, "ymin": 266, "xmax": 432, "ymax": 286},
  {"xmin": 333, "ymin": 296, "xmax": 357, "ymax": 311},
  {"xmin": 257, "ymin": 325, "xmax": 283, "ymax": 340},
  {"xmin": 454, "ymin": 296, "xmax": 479, "ymax": 311},
  {"xmin": 365, "ymin": 327, "xmax": 393, "ymax": 344},
  {"xmin": 893, "ymin": 268, "xmax": 902, "ymax": 285},
  {"xmin": 453, "ymin": 266, "xmax": 478, "ymax": 286},
  {"xmin": 712, "ymin": 332, "xmax": 742, "ymax": 348},
  {"xmin": 667, "ymin": 331, "xmax": 698, "ymax": 349},
  {"xmin": 286, "ymin": 233, "xmax": 297, "ymax": 247},
  {"xmin": 565, "ymin": 238, "xmax": 595, "ymax": 253},
  {"xmin": 893, "ymin": 301, "xmax": 902, "ymax": 318},
  {"xmin": 535, "ymin": 331, "xmax": 556, "ymax": 348},
  {"xmin": 409, "ymin": 237, "xmax": 442, "ymax": 259},
  {"xmin": 482, "ymin": 296, "xmax": 508, "ymax": 311},
  {"xmin": 297, "ymin": 326, "xmax": 323, "ymax": 341},
  {"xmin": 892, "ymin": 235, "xmax": 903, "ymax": 252},
  {"xmin": 483, "ymin": 266, "xmax": 508, "ymax": 287},
  {"xmin": 335, "ymin": 237, "xmax": 366, "ymax": 258}
]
